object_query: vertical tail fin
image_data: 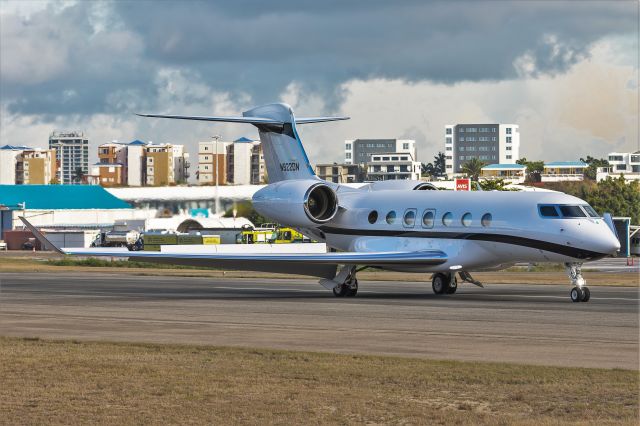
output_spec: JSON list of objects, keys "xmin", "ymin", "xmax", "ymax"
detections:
[{"xmin": 136, "ymin": 103, "xmax": 348, "ymax": 182}]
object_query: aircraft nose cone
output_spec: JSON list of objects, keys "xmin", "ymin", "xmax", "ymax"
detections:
[{"xmin": 603, "ymin": 232, "xmax": 621, "ymax": 254}]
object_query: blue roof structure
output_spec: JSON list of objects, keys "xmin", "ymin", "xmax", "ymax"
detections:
[
  {"xmin": 544, "ymin": 161, "xmax": 587, "ymax": 168},
  {"xmin": 234, "ymin": 137, "xmax": 254, "ymax": 143},
  {"xmin": 128, "ymin": 139, "xmax": 147, "ymax": 146},
  {"xmin": 481, "ymin": 163, "xmax": 526, "ymax": 170},
  {"xmin": 0, "ymin": 185, "xmax": 131, "ymax": 210},
  {"xmin": 0, "ymin": 144, "xmax": 32, "ymax": 150}
]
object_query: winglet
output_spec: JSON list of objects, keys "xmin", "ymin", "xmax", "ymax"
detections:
[{"xmin": 18, "ymin": 217, "xmax": 65, "ymax": 255}]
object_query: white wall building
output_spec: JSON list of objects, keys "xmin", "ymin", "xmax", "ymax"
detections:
[
  {"xmin": 226, "ymin": 137, "xmax": 265, "ymax": 185},
  {"xmin": 198, "ymin": 140, "xmax": 231, "ymax": 185},
  {"xmin": 365, "ymin": 152, "xmax": 421, "ymax": 181},
  {"xmin": 0, "ymin": 145, "xmax": 28, "ymax": 184},
  {"xmin": 344, "ymin": 139, "xmax": 416, "ymax": 165},
  {"xmin": 597, "ymin": 151, "xmax": 640, "ymax": 182},
  {"xmin": 49, "ymin": 131, "xmax": 89, "ymax": 184},
  {"xmin": 444, "ymin": 124, "xmax": 519, "ymax": 175}
]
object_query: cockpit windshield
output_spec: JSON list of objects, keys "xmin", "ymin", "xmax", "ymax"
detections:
[
  {"xmin": 539, "ymin": 204, "xmax": 598, "ymax": 219},
  {"xmin": 582, "ymin": 205, "xmax": 600, "ymax": 218},
  {"xmin": 559, "ymin": 205, "xmax": 586, "ymax": 218}
]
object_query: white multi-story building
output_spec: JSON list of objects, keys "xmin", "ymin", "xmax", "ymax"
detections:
[
  {"xmin": 597, "ymin": 151, "xmax": 640, "ymax": 182},
  {"xmin": 365, "ymin": 152, "xmax": 421, "ymax": 181},
  {"xmin": 226, "ymin": 137, "xmax": 265, "ymax": 185},
  {"xmin": 444, "ymin": 124, "xmax": 519, "ymax": 175},
  {"xmin": 49, "ymin": 131, "xmax": 89, "ymax": 184},
  {"xmin": 344, "ymin": 139, "xmax": 416, "ymax": 165},
  {"xmin": 0, "ymin": 145, "xmax": 28, "ymax": 184}
]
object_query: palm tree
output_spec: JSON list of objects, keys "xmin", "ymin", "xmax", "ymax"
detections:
[
  {"xmin": 433, "ymin": 152, "xmax": 446, "ymax": 176},
  {"xmin": 461, "ymin": 158, "xmax": 486, "ymax": 182},
  {"xmin": 72, "ymin": 166, "xmax": 86, "ymax": 184}
]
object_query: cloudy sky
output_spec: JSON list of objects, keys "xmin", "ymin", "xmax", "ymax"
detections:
[{"xmin": 1, "ymin": 0, "xmax": 638, "ymax": 176}]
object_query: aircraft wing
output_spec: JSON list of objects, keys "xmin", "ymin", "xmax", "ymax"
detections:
[{"xmin": 20, "ymin": 217, "xmax": 447, "ymax": 279}]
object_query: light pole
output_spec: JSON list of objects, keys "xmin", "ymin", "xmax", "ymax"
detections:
[{"xmin": 212, "ymin": 135, "xmax": 221, "ymax": 215}]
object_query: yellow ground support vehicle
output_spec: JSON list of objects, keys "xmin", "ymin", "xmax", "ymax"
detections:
[{"xmin": 237, "ymin": 226, "xmax": 312, "ymax": 244}]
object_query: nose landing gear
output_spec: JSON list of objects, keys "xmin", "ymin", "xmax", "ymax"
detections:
[{"xmin": 566, "ymin": 262, "xmax": 590, "ymax": 302}]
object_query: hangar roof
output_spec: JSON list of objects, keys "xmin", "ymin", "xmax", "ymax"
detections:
[{"xmin": 0, "ymin": 185, "xmax": 131, "ymax": 210}]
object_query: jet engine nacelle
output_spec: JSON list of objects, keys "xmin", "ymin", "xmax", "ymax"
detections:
[{"xmin": 252, "ymin": 180, "xmax": 339, "ymax": 227}]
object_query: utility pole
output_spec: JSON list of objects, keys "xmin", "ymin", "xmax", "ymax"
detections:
[{"xmin": 212, "ymin": 135, "xmax": 221, "ymax": 215}]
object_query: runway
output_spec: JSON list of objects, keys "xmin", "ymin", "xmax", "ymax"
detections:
[{"xmin": 0, "ymin": 272, "xmax": 637, "ymax": 369}]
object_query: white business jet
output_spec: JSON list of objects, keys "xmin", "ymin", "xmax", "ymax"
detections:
[{"xmin": 21, "ymin": 103, "xmax": 621, "ymax": 302}]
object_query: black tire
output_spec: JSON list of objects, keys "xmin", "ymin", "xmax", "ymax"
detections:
[
  {"xmin": 570, "ymin": 287, "xmax": 583, "ymax": 303},
  {"xmin": 581, "ymin": 287, "xmax": 590, "ymax": 302},
  {"xmin": 432, "ymin": 273, "xmax": 447, "ymax": 295},
  {"xmin": 345, "ymin": 279, "xmax": 358, "ymax": 297},
  {"xmin": 333, "ymin": 285, "xmax": 349, "ymax": 297}
]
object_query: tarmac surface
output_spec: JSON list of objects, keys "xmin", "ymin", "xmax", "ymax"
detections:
[{"xmin": 0, "ymin": 272, "xmax": 638, "ymax": 369}]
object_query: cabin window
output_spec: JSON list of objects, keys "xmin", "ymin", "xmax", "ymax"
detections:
[
  {"xmin": 386, "ymin": 211, "xmax": 396, "ymax": 224},
  {"xmin": 559, "ymin": 205, "xmax": 586, "ymax": 218},
  {"xmin": 403, "ymin": 209, "xmax": 416, "ymax": 228},
  {"xmin": 442, "ymin": 212, "xmax": 453, "ymax": 227},
  {"xmin": 539, "ymin": 205, "xmax": 559, "ymax": 217},
  {"xmin": 582, "ymin": 205, "xmax": 600, "ymax": 218},
  {"xmin": 422, "ymin": 210, "xmax": 435, "ymax": 228},
  {"xmin": 481, "ymin": 213, "xmax": 492, "ymax": 227},
  {"xmin": 368, "ymin": 210, "xmax": 378, "ymax": 224},
  {"xmin": 461, "ymin": 212, "xmax": 472, "ymax": 227}
]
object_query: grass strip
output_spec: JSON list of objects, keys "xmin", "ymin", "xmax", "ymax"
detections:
[{"xmin": 0, "ymin": 337, "xmax": 637, "ymax": 425}]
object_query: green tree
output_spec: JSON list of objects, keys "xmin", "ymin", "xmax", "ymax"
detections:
[
  {"xmin": 542, "ymin": 177, "xmax": 640, "ymax": 223},
  {"xmin": 579, "ymin": 156, "xmax": 609, "ymax": 180},
  {"xmin": 421, "ymin": 152, "xmax": 446, "ymax": 178},
  {"xmin": 479, "ymin": 179, "xmax": 509, "ymax": 191},
  {"xmin": 72, "ymin": 167, "xmax": 86, "ymax": 184},
  {"xmin": 516, "ymin": 157, "xmax": 544, "ymax": 183},
  {"xmin": 223, "ymin": 201, "xmax": 270, "ymax": 226},
  {"xmin": 461, "ymin": 158, "xmax": 486, "ymax": 182}
]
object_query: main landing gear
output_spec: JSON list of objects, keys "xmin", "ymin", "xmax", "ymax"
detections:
[
  {"xmin": 319, "ymin": 265, "xmax": 359, "ymax": 297},
  {"xmin": 566, "ymin": 262, "xmax": 590, "ymax": 302},
  {"xmin": 431, "ymin": 272, "xmax": 458, "ymax": 294},
  {"xmin": 333, "ymin": 277, "xmax": 358, "ymax": 297}
]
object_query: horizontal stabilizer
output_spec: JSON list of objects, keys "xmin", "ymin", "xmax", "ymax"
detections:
[{"xmin": 135, "ymin": 113, "xmax": 349, "ymax": 125}]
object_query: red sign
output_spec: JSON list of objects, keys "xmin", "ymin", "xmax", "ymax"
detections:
[{"xmin": 455, "ymin": 178, "xmax": 471, "ymax": 191}]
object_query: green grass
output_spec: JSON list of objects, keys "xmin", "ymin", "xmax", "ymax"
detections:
[
  {"xmin": 0, "ymin": 337, "xmax": 637, "ymax": 425},
  {"xmin": 45, "ymin": 257, "xmax": 211, "ymax": 270}
]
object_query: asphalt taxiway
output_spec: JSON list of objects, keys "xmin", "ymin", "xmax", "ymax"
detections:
[{"xmin": 0, "ymin": 272, "xmax": 637, "ymax": 369}]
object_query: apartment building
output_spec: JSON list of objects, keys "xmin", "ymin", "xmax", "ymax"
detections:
[
  {"xmin": 92, "ymin": 140, "xmax": 190, "ymax": 187},
  {"xmin": 444, "ymin": 124, "xmax": 519, "ymax": 174},
  {"xmin": 0, "ymin": 145, "xmax": 57, "ymax": 185},
  {"xmin": 315, "ymin": 163, "xmax": 366, "ymax": 183},
  {"xmin": 597, "ymin": 151, "xmax": 640, "ymax": 182},
  {"xmin": 198, "ymin": 140, "xmax": 230, "ymax": 185},
  {"xmin": 49, "ymin": 131, "xmax": 89, "ymax": 184},
  {"xmin": 226, "ymin": 137, "xmax": 265, "ymax": 185},
  {"xmin": 366, "ymin": 152, "xmax": 421, "ymax": 181},
  {"xmin": 16, "ymin": 148, "xmax": 57, "ymax": 185},
  {"xmin": 344, "ymin": 139, "xmax": 416, "ymax": 165},
  {"xmin": 95, "ymin": 142, "xmax": 128, "ymax": 186}
]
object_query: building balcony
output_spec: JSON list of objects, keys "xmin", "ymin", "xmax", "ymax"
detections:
[{"xmin": 540, "ymin": 174, "xmax": 585, "ymax": 182}]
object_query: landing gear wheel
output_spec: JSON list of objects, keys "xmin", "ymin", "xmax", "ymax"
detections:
[
  {"xmin": 446, "ymin": 277, "xmax": 458, "ymax": 294},
  {"xmin": 581, "ymin": 287, "xmax": 590, "ymax": 302},
  {"xmin": 333, "ymin": 284, "xmax": 349, "ymax": 297},
  {"xmin": 570, "ymin": 287, "xmax": 584, "ymax": 303},
  {"xmin": 432, "ymin": 273, "xmax": 447, "ymax": 295},
  {"xmin": 346, "ymin": 279, "xmax": 358, "ymax": 297}
]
